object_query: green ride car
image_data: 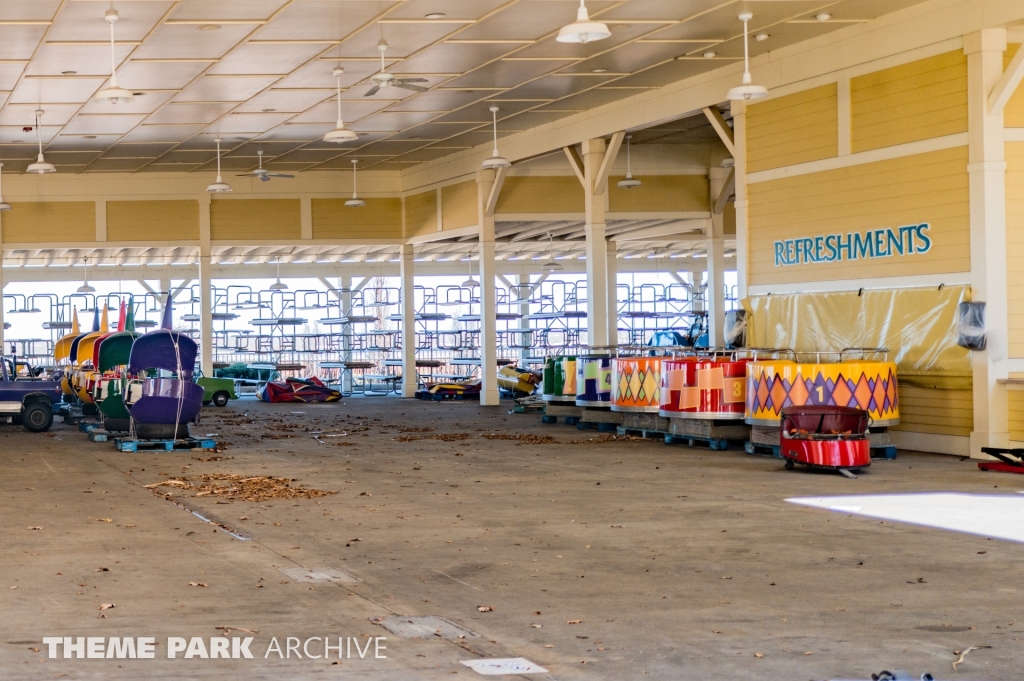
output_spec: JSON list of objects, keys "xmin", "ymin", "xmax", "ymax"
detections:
[{"xmin": 196, "ymin": 374, "xmax": 238, "ymax": 408}]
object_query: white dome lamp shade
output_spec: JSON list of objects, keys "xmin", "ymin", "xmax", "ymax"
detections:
[
  {"xmin": 77, "ymin": 258, "xmax": 96, "ymax": 294},
  {"xmin": 0, "ymin": 163, "xmax": 11, "ymax": 212},
  {"xmin": 617, "ymin": 134, "xmax": 641, "ymax": 189},
  {"xmin": 461, "ymin": 257, "xmax": 478, "ymax": 288},
  {"xmin": 480, "ymin": 105, "xmax": 511, "ymax": 170},
  {"xmin": 557, "ymin": 0, "xmax": 611, "ymax": 44},
  {"xmin": 206, "ymin": 138, "xmax": 232, "ymax": 193},
  {"xmin": 26, "ymin": 109, "xmax": 56, "ymax": 174},
  {"xmin": 346, "ymin": 159, "xmax": 366, "ymax": 207},
  {"xmin": 727, "ymin": 13, "xmax": 769, "ymax": 102},
  {"xmin": 324, "ymin": 67, "xmax": 358, "ymax": 143},
  {"xmin": 94, "ymin": 9, "xmax": 135, "ymax": 105},
  {"xmin": 269, "ymin": 260, "xmax": 288, "ymax": 291}
]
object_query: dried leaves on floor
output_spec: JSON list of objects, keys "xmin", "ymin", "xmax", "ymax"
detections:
[{"xmin": 145, "ymin": 474, "xmax": 335, "ymax": 502}]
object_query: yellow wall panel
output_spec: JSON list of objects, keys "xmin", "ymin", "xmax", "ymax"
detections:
[
  {"xmin": 747, "ymin": 83, "xmax": 838, "ymax": 172},
  {"xmin": 312, "ymin": 198, "xmax": 403, "ymax": 240},
  {"xmin": 748, "ymin": 146, "xmax": 970, "ymax": 286},
  {"xmin": 1009, "ymin": 389, "xmax": 1024, "ymax": 441},
  {"xmin": 890, "ymin": 384, "xmax": 973, "ymax": 437},
  {"xmin": 441, "ymin": 181, "xmax": 478, "ymax": 231},
  {"xmin": 107, "ymin": 200, "xmax": 199, "ymax": 242},
  {"xmin": 1006, "ymin": 142, "xmax": 1024, "ymax": 356},
  {"xmin": 608, "ymin": 174, "xmax": 709, "ymax": 212},
  {"xmin": 211, "ymin": 199, "xmax": 300, "ymax": 241},
  {"xmin": 1004, "ymin": 45, "xmax": 1024, "ymax": 129},
  {"xmin": 851, "ymin": 50, "xmax": 967, "ymax": 152},
  {"xmin": 1, "ymin": 202, "xmax": 94, "ymax": 243},
  {"xmin": 495, "ymin": 176, "xmax": 584, "ymax": 214},
  {"xmin": 404, "ymin": 190, "xmax": 436, "ymax": 237}
]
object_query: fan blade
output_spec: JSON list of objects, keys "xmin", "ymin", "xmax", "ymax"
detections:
[
  {"xmin": 235, "ymin": 172, "xmax": 257, "ymax": 177},
  {"xmin": 364, "ymin": 84, "xmax": 381, "ymax": 97},
  {"xmin": 395, "ymin": 82, "xmax": 428, "ymax": 93},
  {"xmin": 401, "ymin": 78, "xmax": 429, "ymax": 83},
  {"xmin": 267, "ymin": 173, "xmax": 295, "ymax": 179},
  {"xmin": 259, "ymin": 174, "xmax": 271, "ymax": 182}
]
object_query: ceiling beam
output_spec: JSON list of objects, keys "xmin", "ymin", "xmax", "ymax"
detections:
[
  {"xmin": 484, "ymin": 164, "xmax": 508, "ymax": 218},
  {"xmin": 713, "ymin": 167, "xmax": 736, "ymax": 215},
  {"xmin": 563, "ymin": 145, "xmax": 585, "ymax": 187},
  {"xmin": 990, "ymin": 42, "xmax": 1024, "ymax": 114},
  {"xmin": 593, "ymin": 131, "xmax": 625, "ymax": 196},
  {"xmin": 702, "ymin": 107, "xmax": 735, "ymax": 156}
]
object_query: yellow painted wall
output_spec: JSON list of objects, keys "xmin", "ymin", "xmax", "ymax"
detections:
[
  {"xmin": 746, "ymin": 83, "xmax": 838, "ymax": 173},
  {"xmin": 107, "ymin": 200, "xmax": 199, "ymax": 242},
  {"xmin": 1006, "ymin": 142, "xmax": 1024, "ymax": 356},
  {"xmin": 851, "ymin": 50, "xmax": 967, "ymax": 152},
  {"xmin": 404, "ymin": 190, "xmax": 436, "ymax": 237},
  {"xmin": 441, "ymin": 181, "xmax": 478, "ymax": 231},
  {"xmin": 1005, "ymin": 45, "xmax": 1024, "ymax": 128},
  {"xmin": 495, "ymin": 176, "xmax": 584, "ymax": 214},
  {"xmin": 608, "ymin": 175, "xmax": 709, "ymax": 212},
  {"xmin": 211, "ymin": 199, "xmax": 301, "ymax": 241},
  {"xmin": 748, "ymin": 146, "xmax": 970, "ymax": 286},
  {"xmin": 890, "ymin": 384, "xmax": 973, "ymax": 437},
  {"xmin": 1, "ymin": 202, "xmax": 95, "ymax": 243},
  {"xmin": 1009, "ymin": 389, "xmax": 1024, "ymax": 441},
  {"xmin": 312, "ymin": 198, "xmax": 403, "ymax": 240}
]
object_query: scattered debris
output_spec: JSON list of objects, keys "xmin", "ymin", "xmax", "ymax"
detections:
[
  {"xmin": 94, "ymin": 567, "xmax": 109, "ymax": 573},
  {"xmin": 477, "ymin": 605, "xmax": 494, "ymax": 612},
  {"xmin": 145, "ymin": 474, "xmax": 335, "ymax": 502},
  {"xmin": 566, "ymin": 434, "xmax": 646, "ymax": 444},
  {"xmin": 98, "ymin": 604, "xmax": 115, "ymax": 610},
  {"xmin": 216, "ymin": 626, "xmax": 259, "ymax": 635},
  {"xmin": 188, "ymin": 582, "xmax": 209, "ymax": 587},
  {"xmin": 953, "ymin": 645, "xmax": 991, "ymax": 671},
  {"xmin": 395, "ymin": 433, "xmax": 472, "ymax": 442},
  {"xmin": 26, "ymin": 526, "xmax": 42, "ymax": 531},
  {"xmin": 481, "ymin": 433, "xmax": 555, "ymax": 444},
  {"xmin": 567, "ymin": 619, "xmax": 582, "ymax": 625}
]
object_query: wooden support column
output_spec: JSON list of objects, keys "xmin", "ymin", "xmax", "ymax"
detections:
[
  {"xmin": 0, "ymin": 218, "xmax": 5, "ymax": 351},
  {"xmin": 606, "ymin": 239, "xmax": 618, "ymax": 346},
  {"xmin": 340, "ymin": 276, "xmax": 353, "ymax": 394},
  {"xmin": 732, "ymin": 100, "xmax": 749, "ymax": 300},
  {"xmin": 583, "ymin": 137, "xmax": 609, "ymax": 347},
  {"xmin": 477, "ymin": 168, "xmax": 499, "ymax": 406},
  {"xmin": 400, "ymin": 243, "xmax": 417, "ymax": 398},
  {"xmin": 966, "ymin": 29, "xmax": 1010, "ymax": 457},
  {"xmin": 198, "ymin": 193, "xmax": 213, "ymax": 376},
  {"xmin": 707, "ymin": 166, "xmax": 729, "ymax": 347}
]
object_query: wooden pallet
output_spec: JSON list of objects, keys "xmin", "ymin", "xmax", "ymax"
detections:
[
  {"xmin": 616, "ymin": 426, "xmax": 666, "ymax": 440},
  {"xmin": 113, "ymin": 437, "xmax": 216, "ymax": 453},
  {"xmin": 744, "ymin": 441, "xmax": 782, "ymax": 458},
  {"xmin": 88, "ymin": 429, "xmax": 110, "ymax": 443},
  {"xmin": 871, "ymin": 445, "xmax": 898, "ymax": 460},
  {"xmin": 78, "ymin": 421, "xmax": 103, "ymax": 433},
  {"xmin": 664, "ymin": 434, "xmax": 738, "ymax": 451}
]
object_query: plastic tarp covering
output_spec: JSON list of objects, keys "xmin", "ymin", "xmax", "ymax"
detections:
[{"xmin": 743, "ymin": 285, "xmax": 971, "ymax": 389}]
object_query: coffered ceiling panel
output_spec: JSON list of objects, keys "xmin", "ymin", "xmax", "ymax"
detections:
[{"xmin": 0, "ymin": 0, "xmax": 934, "ymax": 172}]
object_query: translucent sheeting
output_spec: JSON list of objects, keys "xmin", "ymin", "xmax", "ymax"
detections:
[{"xmin": 743, "ymin": 286, "xmax": 971, "ymax": 389}]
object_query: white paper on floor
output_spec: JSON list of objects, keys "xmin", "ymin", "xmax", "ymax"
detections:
[
  {"xmin": 460, "ymin": 658, "xmax": 548, "ymax": 675},
  {"xmin": 786, "ymin": 492, "xmax": 1024, "ymax": 543},
  {"xmin": 277, "ymin": 566, "xmax": 361, "ymax": 583}
]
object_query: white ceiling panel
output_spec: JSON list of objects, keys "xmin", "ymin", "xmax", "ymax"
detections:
[
  {"xmin": 350, "ymin": 111, "xmax": 440, "ymax": 132},
  {"xmin": 208, "ymin": 42, "xmax": 332, "ymax": 76},
  {"xmin": 47, "ymin": 2, "xmax": 172, "ymax": 42},
  {"xmin": 136, "ymin": 162, "xmax": 200, "ymax": 172},
  {"xmin": 233, "ymin": 88, "xmax": 332, "ymax": 114},
  {"xmin": 209, "ymin": 111, "xmax": 295, "ymax": 134},
  {"xmin": 0, "ymin": 126, "xmax": 59, "ymax": 145},
  {"xmin": 10, "ymin": 77, "xmax": 107, "ymax": 104},
  {"xmin": 0, "ymin": 63, "xmax": 26, "ymax": 91},
  {"xmin": 0, "ymin": 25, "xmax": 50, "ymax": 61},
  {"xmin": 78, "ymin": 90, "xmax": 177, "ymax": 115},
  {"xmin": 455, "ymin": 1, "xmax": 617, "ymax": 41},
  {"xmin": 497, "ymin": 74, "xmax": 614, "ymax": 100},
  {"xmin": 101, "ymin": 143, "xmax": 177, "ymax": 158},
  {"xmin": 396, "ymin": 42, "xmax": 520, "ymax": 75},
  {"xmin": 334, "ymin": 22, "xmax": 461, "ymax": 59},
  {"xmin": 118, "ymin": 124, "xmax": 206, "ymax": 143},
  {"xmin": 443, "ymin": 58, "xmax": 574, "ymax": 89},
  {"xmin": 0, "ymin": 144, "xmax": 42, "ymax": 160},
  {"xmin": 62, "ymin": 114, "xmax": 147, "ymax": 135},
  {"xmin": 40, "ymin": 150, "xmax": 102, "ymax": 165},
  {"xmin": 46, "ymin": 134, "xmax": 122, "ymax": 151},
  {"xmin": 0, "ymin": 1, "xmax": 60, "ymax": 22},
  {"xmin": 0, "ymin": 103, "xmax": 81, "ymax": 126},
  {"xmin": 159, "ymin": 149, "xmax": 224, "ymax": 165},
  {"xmin": 511, "ymin": 21, "xmax": 668, "ymax": 60},
  {"xmin": 83, "ymin": 157, "xmax": 153, "ymax": 172},
  {"xmin": 353, "ymin": 139, "xmax": 431, "ymax": 155},
  {"xmin": 224, "ymin": 141, "xmax": 305, "ymax": 157},
  {"xmin": 255, "ymin": 122, "xmax": 336, "ymax": 141},
  {"xmin": 144, "ymin": 101, "xmax": 237, "ymax": 125},
  {"xmin": 386, "ymin": 89, "xmax": 492, "ymax": 112},
  {"xmin": 27, "ymin": 44, "xmax": 136, "ymax": 77},
  {"xmin": 166, "ymin": 0, "xmax": 291, "ymax": 21},
  {"xmin": 131, "ymin": 24, "xmax": 259, "ymax": 61},
  {"xmin": 287, "ymin": 98, "xmax": 392, "ymax": 124},
  {"xmin": 389, "ymin": 121, "xmax": 481, "ymax": 140},
  {"xmin": 269, "ymin": 148, "xmax": 347, "ymax": 164},
  {"xmin": 174, "ymin": 76, "xmax": 280, "ymax": 102},
  {"xmin": 251, "ymin": 1, "xmax": 396, "ymax": 42},
  {"xmin": 385, "ymin": 0, "xmax": 510, "ymax": 20},
  {"xmin": 116, "ymin": 60, "xmax": 214, "ymax": 91},
  {"xmin": 272, "ymin": 58, "xmax": 387, "ymax": 90},
  {"xmin": 432, "ymin": 98, "xmax": 546, "ymax": 123}
]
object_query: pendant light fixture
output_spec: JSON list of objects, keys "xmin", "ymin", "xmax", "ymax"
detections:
[
  {"xmin": 346, "ymin": 159, "xmax": 366, "ymax": 207},
  {"xmin": 26, "ymin": 110, "xmax": 55, "ymax": 174},
  {"xmin": 541, "ymin": 232, "xmax": 563, "ymax": 272},
  {"xmin": 0, "ymin": 163, "xmax": 11, "ymax": 212},
  {"xmin": 94, "ymin": 9, "xmax": 134, "ymax": 104},
  {"xmin": 617, "ymin": 134, "xmax": 641, "ymax": 189},
  {"xmin": 727, "ymin": 13, "xmax": 768, "ymax": 102},
  {"xmin": 461, "ymin": 256, "xmax": 478, "ymax": 288},
  {"xmin": 78, "ymin": 257, "xmax": 96, "ymax": 294},
  {"xmin": 269, "ymin": 260, "xmax": 288, "ymax": 291},
  {"xmin": 206, "ymin": 138, "xmax": 232, "ymax": 193},
  {"xmin": 480, "ymin": 105, "xmax": 510, "ymax": 170},
  {"xmin": 557, "ymin": 0, "xmax": 611, "ymax": 44},
  {"xmin": 324, "ymin": 67, "xmax": 358, "ymax": 143}
]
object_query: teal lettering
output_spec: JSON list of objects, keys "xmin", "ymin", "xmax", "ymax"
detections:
[
  {"xmin": 887, "ymin": 228, "xmax": 904, "ymax": 256},
  {"xmin": 852, "ymin": 232, "xmax": 873, "ymax": 260},
  {"xmin": 824, "ymin": 235, "xmax": 838, "ymax": 262},
  {"xmin": 915, "ymin": 223, "xmax": 932, "ymax": 253},
  {"xmin": 837, "ymin": 234, "xmax": 852, "ymax": 261}
]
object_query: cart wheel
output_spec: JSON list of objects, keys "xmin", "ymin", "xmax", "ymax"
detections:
[{"xmin": 784, "ymin": 459, "xmax": 795, "ymax": 470}]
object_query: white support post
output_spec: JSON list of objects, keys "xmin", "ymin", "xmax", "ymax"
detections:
[
  {"xmin": 198, "ymin": 256, "xmax": 213, "ymax": 376},
  {"xmin": 0, "ymin": 222, "xmax": 5, "ymax": 352},
  {"xmin": 732, "ymin": 100, "xmax": 749, "ymax": 300},
  {"xmin": 340, "ymin": 276, "xmax": 353, "ymax": 394},
  {"xmin": 583, "ymin": 137, "xmax": 609, "ymax": 347},
  {"xmin": 707, "ymin": 166, "xmax": 729, "ymax": 347},
  {"xmin": 516, "ymin": 274, "xmax": 531, "ymax": 362},
  {"xmin": 198, "ymin": 193, "xmax": 213, "ymax": 377},
  {"xmin": 966, "ymin": 29, "xmax": 1010, "ymax": 458},
  {"xmin": 606, "ymin": 239, "xmax": 618, "ymax": 346},
  {"xmin": 400, "ymin": 243, "xmax": 417, "ymax": 397},
  {"xmin": 478, "ymin": 168, "xmax": 499, "ymax": 406}
]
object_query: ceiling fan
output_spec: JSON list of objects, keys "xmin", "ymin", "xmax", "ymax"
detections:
[
  {"xmin": 365, "ymin": 39, "xmax": 428, "ymax": 97},
  {"xmin": 236, "ymin": 150, "xmax": 294, "ymax": 182}
]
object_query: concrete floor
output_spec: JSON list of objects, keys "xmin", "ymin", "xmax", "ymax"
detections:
[{"xmin": 1, "ymin": 398, "xmax": 1022, "ymax": 680}]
